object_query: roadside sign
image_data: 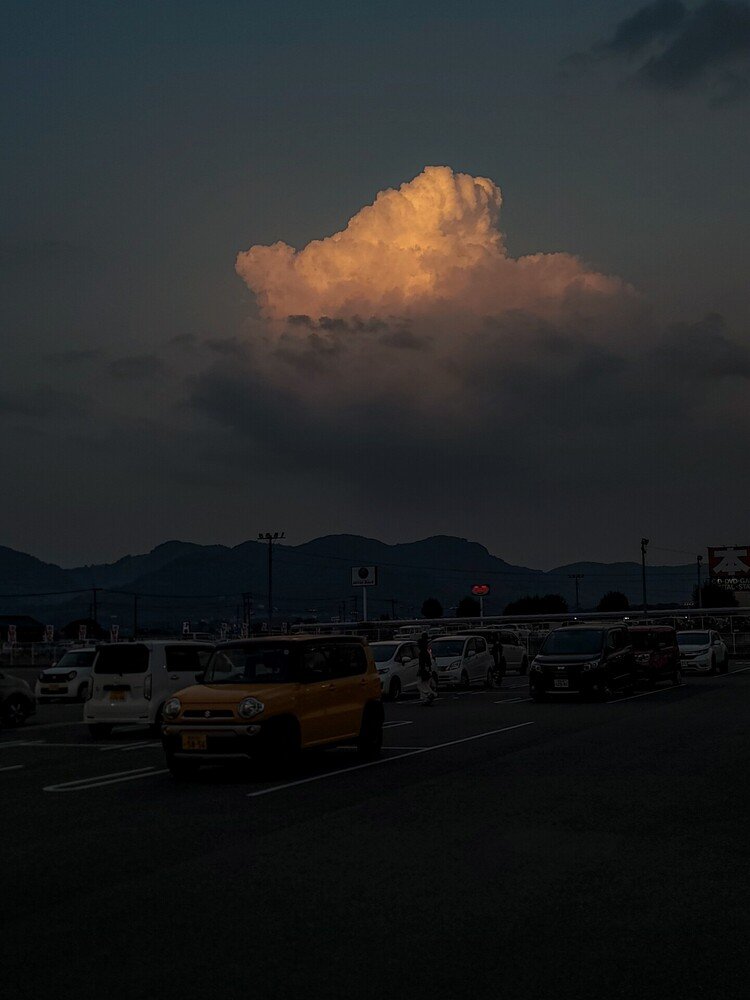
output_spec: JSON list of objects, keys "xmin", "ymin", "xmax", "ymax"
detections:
[
  {"xmin": 78, "ymin": 624, "xmax": 87, "ymax": 642},
  {"xmin": 220, "ymin": 622, "xmax": 228, "ymax": 641},
  {"xmin": 109, "ymin": 624, "xmax": 119, "ymax": 643},
  {"xmin": 708, "ymin": 546, "xmax": 750, "ymax": 590},
  {"xmin": 44, "ymin": 624, "xmax": 54, "ymax": 643},
  {"xmin": 471, "ymin": 584, "xmax": 491, "ymax": 597},
  {"xmin": 182, "ymin": 620, "xmax": 190, "ymax": 636},
  {"xmin": 351, "ymin": 566, "xmax": 378, "ymax": 587},
  {"xmin": 8, "ymin": 624, "xmax": 17, "ymax": 644},
  {"xmin": 282, "ymin": 621, "xmax": 289, "ymax": 634},
  {"xmin": 240, "ymin": 623, "xmax": 249, "ymax": 639}
]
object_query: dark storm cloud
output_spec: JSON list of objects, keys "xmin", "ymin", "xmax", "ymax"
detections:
[
  {"xmin": 48, "ymin": 348, "xmax": 101, "ymax": 364},
  {"xmin": 602, "ymin": 1, "xmax": 687, "ymax": 55},
  {"xmin": 653, "ymin": 312, "xmax": 750, "ymax": 377},
  {"xmin": 571, "ymin": 1, "xmax": 750, "ymax": 101},
  {"xmin": 108, "ymin": 354, "xmax": 166, "ymax": 380}
]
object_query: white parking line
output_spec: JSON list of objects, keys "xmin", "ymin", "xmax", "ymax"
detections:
[
  {"xmin": 43, "ymin": 766, "xmax": 169, "ymax": 793},
  {"xmin": 730, "ymin": 665, "xmax": 750, "ymax": 674},
  {"xmin": 606, "ymin": 687, "xmax": 679, "ymax": 705},
  {"xmin": 0, "ymin": 764, "xmax": 24, "ymax": 773},
  {"xmin": 383, "ymin": 721, "xmax": 413, "ymax": 729},
  {"xmin": 98, "ymin": 740, "xmax": 156, "ymax": 752},
  {"xmin": 0, "ymin": 740, "xmax": 44, "ymax": 749},
  {"xmin": 494, "ymin": 698, "xmax": 529, "ymax": 704},
  {"xmin": 246, "ymin": 722, "xmax": 535, "ymax": 799}
]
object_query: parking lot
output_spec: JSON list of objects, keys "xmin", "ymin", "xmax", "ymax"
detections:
[{"xmin": 3, "ymin": 665, "xmax": 750, "ymax": 1000}]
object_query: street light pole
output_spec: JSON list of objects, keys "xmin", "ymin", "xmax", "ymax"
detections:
[
  {"xmin": 696, "ymin": 555, "xmax": 703, "ymax": 609},
  {"xmin": 568, "ymin": 573, "xmax": 584, "ymax": 611},
  {"xmin": 258, "ymin": 532, "xmax": 285, "ymax": 632},
  {"xmin": 641, "ymin": 538, "xmax": 649, "ymax": 617}
]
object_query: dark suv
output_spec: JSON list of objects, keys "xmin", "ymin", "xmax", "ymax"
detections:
[
  {"xmin": 628, "ymin": 626, "xmax": 681, "ymax": 687},
  {"xmin": 529, "ymin": 625, "xmax": 636, "ymax": 701}
]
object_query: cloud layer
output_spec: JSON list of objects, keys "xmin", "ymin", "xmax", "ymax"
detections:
[{"xmin": 236, "ymin": 166, "xmax": 630, "ymax": 324}]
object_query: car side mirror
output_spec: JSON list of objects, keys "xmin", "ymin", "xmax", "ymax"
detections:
[{"xmin": 467, "ymin": 650, "xmax": 475, "ymax": 658}]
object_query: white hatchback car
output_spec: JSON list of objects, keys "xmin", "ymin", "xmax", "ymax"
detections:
[
  {"xmin": 36, "ymin": 648, "xmax": 97, "ymax": 702},
  {"xmin": 431, "ymin": 634, "xmax": 495, "ymax": 689},
  {"xmin": 497, "ymin": 629, "xmax": 530, "ymax": 674},
  {"xmin": 371, "ymin": 640, "xmax": 421, "ymax": 700},
  {"xmin": 676, "ymin": 630, "xmax": 729, "ymax": 674}
]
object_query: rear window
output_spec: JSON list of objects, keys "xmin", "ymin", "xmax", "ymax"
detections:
[
  {"xmin": 540, "ymin": 630, "xmax": 604, "ymax": 655},
  {"xmin": 677, "ymin": 632, "xmax": 710, "ymax": 645},
  {"xmin": 94, "ymin": 645, "xmax": 149, "ymax": 674},
  {"xmin": 631, "ymin": 631, "xmax": 676, "ymax": 651}
]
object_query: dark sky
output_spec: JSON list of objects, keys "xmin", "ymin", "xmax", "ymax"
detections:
[{"xmin": 3, "ymin": 1, "xmax": 750, "ymax": 568}]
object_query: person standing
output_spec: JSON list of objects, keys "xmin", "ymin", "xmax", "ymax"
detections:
[{"xmin": 417, "ymin": 632, "xmax": 436, "ymax": 705}]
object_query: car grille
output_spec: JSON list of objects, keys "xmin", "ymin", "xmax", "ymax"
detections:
[{"xmin": 183, "ymin": 710, "xmax": 234, "ymax": 719}]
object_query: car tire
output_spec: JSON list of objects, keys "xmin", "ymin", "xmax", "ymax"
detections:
[
  {"xmin": 460, "ymin": 670, "xmax": 470, "ymax": 690},
  {"xmin": 88, "ymin": 723, "xmax": 113, "ymax": 739},
  {"xmin": 530, "ymin": 689, "xmax": 546, "ymax": 703},
  {"xmin": 709, "ymin": 655, "xmax": 717, "ymax": 675},
  {"xmin": 672, "ymin": 668, "xmax": 682, "ymax": 687},
  {"xmin": 167, "ymin": 755, "xmax": 200, "ymax": 781},
  {"xmin": 484, "ymin": 668, "xmax": 494, "ymax": 689},
  {"xmin": 2, "ymin": 695, "xmax": 30, "ymax": 727},
  {"xmin": 357, "ymin": 703, "xmax": 384, "ymax": 759},
  {"xmin": 388, "ymin": 677, "xmax": 402, "ymax": 702},
  {"xmin": 149, "ymin": 703, "xmax": 165, "ymax": 736},
  {"xmin": 519, "ymin": 657, "xmax": 528, "ymax": 676},
  {"xmin": 77, "ymin": 683, "xmax": 89, "ymax": 702},
  {"xmin": 721, "ymin": 656, "xmax": 729, "ymax": 674}
]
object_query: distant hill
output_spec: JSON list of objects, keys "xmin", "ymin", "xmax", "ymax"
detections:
[{"xmin": 0, "ymin": 534, "xmax": 697, "ymax": 628}]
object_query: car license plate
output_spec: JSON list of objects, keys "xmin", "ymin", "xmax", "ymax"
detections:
[
  {"xmin": 553, "ymin": 679, "xmax": 569, "ymax": 689},
  {"xmin": 46, "ymin": 685, "xmax": 65, "ymax": 692},
  {"xmin": 182, "ymin": 733, "xmax": 207, "ymax": 751},
  {"xmin": 109, "ymin": 690, "xmax": 126, "ymax": 702}
]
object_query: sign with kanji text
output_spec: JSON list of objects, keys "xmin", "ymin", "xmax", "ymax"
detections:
[{"xmin": 78, "ymin": 624, "xmax": 87, "ymax": 642}]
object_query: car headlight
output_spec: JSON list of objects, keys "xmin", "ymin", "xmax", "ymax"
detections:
[
  {"xmin": 377, "ymin": 666, "xmax": 391, "ymax": 674},
  {"xmin": 449, "ymin": 660, "xmax": 461, "ymax": 670},
  {"xmin": 529, "ymin": 659, "xmax": 542, "ymax": 672},
  {"xmin": 38, "ymin": 671, "xmax": 46, "ymax": 681},
  {"xmin": 67, "ymin": 670, "xmax": 78, "ymax": 680},
  {"xmin": 163, "ymin": 697, "xmax": 181, "ymax": 719},
  {"xmin": 582, "ymin": 660, "xmax": 601, "ymax": 671},
  {"xmin": 238, "ymin": 697, "xmax": 264, "ymax": 719}
]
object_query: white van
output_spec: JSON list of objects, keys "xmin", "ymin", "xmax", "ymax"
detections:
[{"xmin": 84, "ymin": 641, "xmax": 213, "ymax": 737}]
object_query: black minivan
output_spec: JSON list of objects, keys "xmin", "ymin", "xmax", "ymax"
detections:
[{"xmin": 529, "ymin": 625, "xmax": 636, "ymax": 701}]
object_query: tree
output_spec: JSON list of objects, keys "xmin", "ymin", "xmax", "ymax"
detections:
[
  {"xmin": 597, "ymin": 591, "xmax": 629, "ymax": 612},
  {"xmin": 421, "ymin": 597, "xmax": 443, "ymax": 619},
  {"xmin": 456, "ymin": 596, "xmax": 481, "ymax": 617},
  {"xmin": 504, "ymin": 594, "xmax": 569, "ymax": 615},
  {"xmin": 693, "ymin": 583, "xmax": 738, "ymax": 608}
]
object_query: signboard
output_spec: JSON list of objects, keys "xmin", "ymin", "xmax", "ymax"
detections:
[
  {"xmin": 708, "ymin": 546, "xmax": 750, "ymax": 591},
  {"xmin": 351, "ymin": 566, "xmax": 378, "ymax": 587},
  {"xmin": 78, "ymin": 624, "xmax": 87, "ymax": 642},
  {"xmin": 220, "ymin": 622, "xmax": 229, "ymax": 641},
  {"xmin": 182, "ymin": 621, "xmax": 190, "ymax": 636},
  {"xmin": 471, "ymin": 584, "xmax": 491, "ymax": 597},
  {"xmin": 8, "ymin": 624, "xmax": 17, "ymax": 644},
  {"xmin": 240, "ymin": 623, "xmax": 249, "ymax": 639},
  {"xmin": 44, "ymin": 624, "xmax": 54, "ymax": 643},
  {"xmin": 109, "ymin": 624, "xmax": 120, "ymax": 643}
]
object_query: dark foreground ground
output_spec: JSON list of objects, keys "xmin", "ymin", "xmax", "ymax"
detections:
[{"xmin": 3, "ymin": 666, "xmax": 749, "ymax": 1000}]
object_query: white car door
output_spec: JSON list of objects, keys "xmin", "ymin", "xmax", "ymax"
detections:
[
  {"xmin": 469, "ymin": 638, "xmax": 484, "ymax": 683},
  {"xmin": 397, "ymin": 643, "xmax": 419, "ymax": 692},
  {"xmin": 475, "ymin": 637, "xmax": 492, "ymax": 682},
  {"xmin": 502, "ymin": 631, "xmax": 522, "ymax": 669}
]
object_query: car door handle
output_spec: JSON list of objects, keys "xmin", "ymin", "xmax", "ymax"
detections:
[{"xmin": 170, "ymin": 675, "xmax": 180, "ymax": 680}]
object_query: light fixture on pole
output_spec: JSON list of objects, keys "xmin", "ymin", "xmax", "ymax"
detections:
[
  {"xmin": 641, "ymin": 538, "xmax": 649, "ymax": 617},
  {"xmin": 258, "ymin": 532, "xmax": 285, "ymax": 632}
]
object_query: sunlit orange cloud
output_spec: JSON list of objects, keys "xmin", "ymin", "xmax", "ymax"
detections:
[{"xmin": 236, "ymin": 166, "xmax": 632, "ymax": 324}]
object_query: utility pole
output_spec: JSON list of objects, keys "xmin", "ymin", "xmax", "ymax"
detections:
[
  {"xmin": 568, "ymin": 573, "xmax": 584, "ymax": 611},
  {"xmin": 133, "ymin": 593, "xmax": 139, "ymax": 639},
  {"xmin": 258, "ymin": 532, "xmax": 284, "ymax": 632},
  {"xmin": 641, "ymin": 538, "xmax": 649, "ymax": 617},
  {"xmin": 92, "ymin": 587, "xmax": 100, "ymax": 625},
  {"xmin": 696, "ymin": 555, "xmax": 703, "ymax": 609},
  {"xmin": 390, "ymin": 597, "xmax": 397, "ymax": 619}
]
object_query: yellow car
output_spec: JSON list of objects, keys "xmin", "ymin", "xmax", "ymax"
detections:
[{"xmin": 161, "ymin": 636, "xmax": 384, "ymax": 778}]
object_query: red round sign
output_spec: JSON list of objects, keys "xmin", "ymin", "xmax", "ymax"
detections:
[{"xmin": 471, "ymin": 584, "xmax": 490, "ymax": 597}]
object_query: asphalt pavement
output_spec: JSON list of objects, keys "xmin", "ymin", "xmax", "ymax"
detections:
[{"xmin": 3, "ymin": 667, "xmax": 750, "ymax": 1000}]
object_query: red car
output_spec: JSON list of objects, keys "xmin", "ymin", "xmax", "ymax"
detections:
[{"xmin": 628, "ymin": 626, "xmax": 681, "ymax": 686}]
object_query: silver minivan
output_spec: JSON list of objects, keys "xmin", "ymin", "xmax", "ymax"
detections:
[{"xmin": 85, "ymin": 641, "xmax": 213, "ymax": 737}]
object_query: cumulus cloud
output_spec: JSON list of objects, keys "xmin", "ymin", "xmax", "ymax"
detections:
[
  {"xmin": 236, "ymin": 166, "xmax": 631, "ymax": 325},
  {"xmin": 572, "ymin": 1, "xmax": 750, "ymax": 102}
]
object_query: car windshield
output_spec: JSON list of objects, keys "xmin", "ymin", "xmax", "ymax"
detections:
[
  {"xmin": 677, "ymin": 632, "xmax": 710, "ymax": 646},
  {"xmin": 204, "ymin": 645, "xmax": 297, "ymax": 683},
  {"xmin": 55, "ymin": 651, "xmax": 96, "ymax": 669},
  {"xmin": 372, "ymin": 644, "xmax": 399, "ymax": 662},
  {"xmin": 540, "ymin": 630, "xmax": 604, "ymax": 655},
  {"xmin": 431, "ymin": 639, "xmax": 465, "ymax": 657},
  {"xmin": 630, "ymin": 632, "xmax": 674, "ymax": 651}
]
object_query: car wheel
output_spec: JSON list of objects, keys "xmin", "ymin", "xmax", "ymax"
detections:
[
  {"xmin": 460, "ymin": 670, "xmax": 470, "ymax": 690},
  {"xmin": 149, "ymin": 703, "xmax": 166, "ymax": 735},
  {"xmin": 2, "ymin": 695, "xmax": 30, "ymax": 727},
  {"xmin": 77, "ymin": 683, "xmax": 89, "ymax": 702},
  {"xmin": 672, "ymin": 667, "xmax": 682, "ymax": 687},
  {"xmin": 519, "ymin": 657, "xmax": 528, "ymax": 676},
  {"xmin": 88, "ymin": 723, "xmax": 113, "ymax": 739},
  {"xmin": 388, "ymin": 677, "xmax": 402, "ymax": 702},
  {"xmin": 530, "ymin": 689, "xmax": 546, "ymax": 703},
  {"xmin": 484, "ymin": 668, "xmax": 494, "ymax": 689},
  {"xmin": 357, "ymin": 703, "xmax": 384, "ymax": 758},
  {"xmin": 709, "ymin": 655, "xmax": 717, "ymax": 675},
  {"xmin": 721, "ymin": 655, "xmax": 729, "ymax": 674},
  {"xmin": 167, "ymin": 754, "xmax": 200, "ymax": 781}
]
